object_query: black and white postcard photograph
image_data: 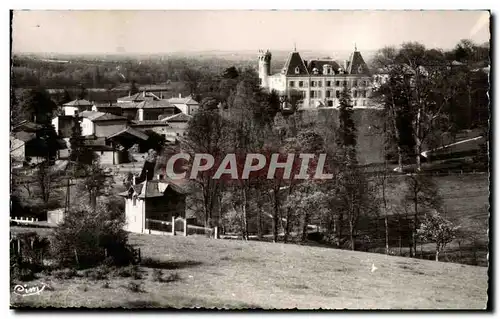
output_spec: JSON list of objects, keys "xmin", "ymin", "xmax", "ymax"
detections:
[{"xmin": 8, "ymin": 8, "xmax": 491, "ymax": 310}]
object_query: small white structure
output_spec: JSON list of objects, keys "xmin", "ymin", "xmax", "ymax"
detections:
[
  {"xmin": 61, "ymin": 99, "xmax": 94, "ymax": 116},
  {"xmin": 47, "ymin": 208, "xmax": 65, "ymax": 225},
  {"xmin": 167, "ymin": 94, "xmax": 200, "ymax": 116}
]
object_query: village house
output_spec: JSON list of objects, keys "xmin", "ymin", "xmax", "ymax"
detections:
[
  {"xmin": 167, "ymin": 94, "xmax": 200, "ymax": 116},
  {"xmin": 61, "ymin": 99, "xmax": 95, "ymax": 116},
  {"xmin": 130, "ymin": 112, "xmax": 192, "ymax": 142},
  {"xmin": 119, "ymin": 176, "xmax": 188, "ymax": 234}
]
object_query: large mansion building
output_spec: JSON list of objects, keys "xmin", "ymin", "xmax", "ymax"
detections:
[{"xmin": 258, "ymin": 47, "xmax": 373, "ymax": 109}]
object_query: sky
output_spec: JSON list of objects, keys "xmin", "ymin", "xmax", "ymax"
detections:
[{"xmin": 11, "ymin": 10, "xmax": 491, "ymax": 54}]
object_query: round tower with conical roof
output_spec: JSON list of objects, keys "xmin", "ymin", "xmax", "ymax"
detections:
[{"xmin": 258, "ymin": 49, "xmax": 272, "ymax": 89}]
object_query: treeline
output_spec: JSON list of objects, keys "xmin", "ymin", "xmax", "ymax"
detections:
[{"xmin": 11, "ymin": 55, "xmax": 255, "ymax": 89}]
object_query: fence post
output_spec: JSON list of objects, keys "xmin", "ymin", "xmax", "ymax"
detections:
[
  {"xmin": 171, "ymin": 216, "xmax": 175, "ymax": 236},
  {"xmin": 214, "ymin": 226, "xmax": 218, "ymax": 239},
  {"xmin": 183, "ymin": 218, "xmax": 187, "ymax": 237}
]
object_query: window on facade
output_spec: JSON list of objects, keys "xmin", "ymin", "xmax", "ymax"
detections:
[
  {"xmin": 289, "ymin": 81, "xmax": 295, "ymax": 87},
  {"xmin": 362, "ymin": 100, "xmax": 366, "ymax": 106},
  {"xmin": 326, "ymin": 81, "xmax": 331, "ymax": 87},
  {"xmin": 354, "ymin": 100, "xmax": 358, "ymax": 106},
  {"xmin": 326, "ymin": 90, "xmax": 331, "ymax": 98},
  {"xmin": 336, "ymin": 90, "xmax": 340, "ymax": 98},
  {"xmin": 353, "ymin": 90, "xmax": 358, "ymax": 98},
  {"xmin": 299, "ymin": 81, "xmax": 304, "ymax": 87},
  {"xmin": 352, "ymin": 80, "xmax": 357, "ymax": 87},
  {"xmin": 101, "ymin": 151, "xmax": 104, "ymax": 155},
  {"xmin": 317, "ymin": 91, "xmax": 322, "ymax": 99},
  {"xmin": 133, "ymin": 196, "xmax": 137, "ymax": 206},
  {"xmin": 361, "ymin": 90, "xmax": 366, "ymax": 98},
  {"xmin": 318, "ymin": 81, "xmax": 322, "ymax": 87},
  {"xmin": 311, "ymin": 81, "xmax": 316, "ymax": 87},
  {"xmin": 310, "ymin": 91, "xmax": 315, "ymax": 98},
  {"xmin": 335, "ymin": 81, "xmax": 340, "ymax": 86},
  {"xmin": 328, "ymin": 100, "xmax": 333, "ymax": 107},
  {"xmin": 176, "ymin": 133, "xmax": 180, "ymax": 136},
  {"xmin": 295, "ymin": 67, "xmax": 300, "ymax": 74}
]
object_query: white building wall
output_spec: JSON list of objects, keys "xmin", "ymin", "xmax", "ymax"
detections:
[
  {"xmin": 81, "ymin": 118, "xmax": 94, "ymax": 136},
  {"xmin": 125, "ymin": 197, "xmax": 145, "ymax": 234},
  {"xmin": 63, "ymin": 106, "xmax": 79, "ymax": 116}
]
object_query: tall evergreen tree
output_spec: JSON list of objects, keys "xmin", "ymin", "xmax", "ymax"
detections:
[
  {"xmin": 69, "ymin": 117, "xmax": 95, "ymax": 172},
  {"xmin": 336, "ymin": 84, "xmax": 357, "ymax": 165}
]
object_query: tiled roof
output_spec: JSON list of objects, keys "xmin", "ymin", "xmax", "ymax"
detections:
[
  {"xmin": 13, "ymin": 131, "xmax": 36, "ymax": 142},
  {"xmin": 163, "ymin": 113, "xmax": 192, "ymax": 123},
  {"xmin": 79, "ymin": 111, "xmax": 126, "ymax": 122},
  {"xmin": 117, "ymin": 92, "xmax": 160, "ymax": 102},
  {"xmin": 119, "ymin": 100, "xmax": 175, "ymax": 109},
  {"xmin": 12, "ymin": 121, "xmax": 43, "ymax": 132},
  {"xmin": 282, "ymin": 51, "xmax": 309, "ymax": 76},
  {"xmin": 63, "ymin": 99, "xmax": 94, "ymax": 107},
  {"xmin": 92, "ymin": 113, "xmax": 127, "ymax": 121},
  {"xmin": 131, "ymin": 120, "xmax": 172, "ymax": 127},
  {"xmin": 79, "ymin": 111, "xmax": 106, "ymax": 121},
  {"xmin": 106, "ymin": 127, "xmax": 149, "ymax": 141},
  {"xmin": 168, "ymin": 96, "xmax": 199, "ymax": 105}
]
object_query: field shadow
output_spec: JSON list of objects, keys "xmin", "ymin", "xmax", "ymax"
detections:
[{"xmin": 141, "ymin": 258, "xmax": 203, "ymax": 270}]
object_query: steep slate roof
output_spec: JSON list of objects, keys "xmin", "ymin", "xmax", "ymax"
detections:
[
  {"xmin": 163, "ymin": 113, "xmax": 192, "ymax": 123},
  {"xmin": 282, "ymin": 51, "xmax": 309, "ymax": 76},
  {"xmin": 63, "ymin": 99, "xmax": 94, "ymax": 107},
  {"xmin": 118, "ymin": 179, "xmax": 188, "ymax": 198},
  {"xmin": 306, "ymin": 60, "xmax": 342, "ymax": 75},
  {"xmin": 347, "ymin": 50, "xmax": 370, "ymax": 75}
]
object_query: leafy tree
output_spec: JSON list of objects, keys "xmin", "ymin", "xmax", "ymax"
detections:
[
  {"xmin": 200, "ymin": 96, "xmax": 220, "ymax": 111},
  {"xmin": 80, "ymin": 159, "xmax": 114, "ymax": 209},
  {"xmin": 17, "ymin": 88, "xmax": 57, "ymax": 124},
  {"xmin": 404, "ymin": 173, "xmax": 442, "ymax": 257},
  {"xmin": 77, "ymin": 84, "xmax": 87, "ymax": 100},
  {"xmin": 129, "ymin": 80, "xmax": 139, "ymax": 95},
  {"xmin": 182, "ymin": 109, "xmax": 231, "ymax": 228},
  {"xmin": 50, "ymin": 201, "xmax": 130, "ymax": 268},
  {"xmin": 69, "ymin": 116, "xmax": 96, "ymax": 170},
  {"xmin": 417, "ymin": 211, "xmax": 459, "ymax": 261},
  {"xmin": 222, "ymin": 66, "xmax": 239, "ymax": 79}
]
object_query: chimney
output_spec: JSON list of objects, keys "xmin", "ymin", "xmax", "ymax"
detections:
[
  {"xmin": 344, "ymin": 60, "xmax": 348, "ymax": 72},
  {"xmin": 142, "ymin": 91, "xmax": 146, "ymax": 97},
  {"xmin": 132, "ymin": 175, "xmax": 136, "ymax": 185},
  {"xmin": 179, "ymin": 93, "xmax": 182, "ymax": 98},
  {"xmin": 157, "ymin": 174, "xmax": 160, "ymax": 180},
  {"xmin": 138, "ymin": 109, "xmax": 144, "ymax": 121}
]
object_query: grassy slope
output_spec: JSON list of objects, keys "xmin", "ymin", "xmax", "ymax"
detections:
[{"xmin": 11, "ymin": 227, "xmax": 487, "ymax": 309}]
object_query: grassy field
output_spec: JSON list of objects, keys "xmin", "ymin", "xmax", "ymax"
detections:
[{"xmin": 11, "ymin": 227, "xmax": 488, "ymax": 309}]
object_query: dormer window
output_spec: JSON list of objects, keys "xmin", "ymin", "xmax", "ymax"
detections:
[
  {"xmin": 312, "ymin": 68, "xmax": 319, "ymax": 75},
  {"xmin": 358, "ymin": 65, "xmax": 363, "ymax": 73},
  {"xmin": 295, "ymin": 67, "xmax": 300, "ymax": 74}
]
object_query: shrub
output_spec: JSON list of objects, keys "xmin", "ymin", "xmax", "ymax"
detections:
[
  {"xmin": 152, "ymin": 269, "xmax": 163, "ymax": 282},
  {"xmin": 164, "ymin": 272, "xmax": 180, "ymax": 283},
  {"xmin": 126, "ymin": 281, "xmax": 143, "ymax": 293},
  {"xmin": 53, "ymin": 268, "xmax": 78, "ymax": 280},
  {"xmin": 50, "ymin": 201, "xmax": 131, "ymax": 268}
]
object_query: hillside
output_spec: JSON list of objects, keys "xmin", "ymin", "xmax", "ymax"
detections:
[{"xmin": 11, "ymin": 228, "xmax": 488, "ymax": 309}]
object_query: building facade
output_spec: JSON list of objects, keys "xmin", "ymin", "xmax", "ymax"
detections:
[{"xmin": 259, "ymin": 48, "xmax": 374, "ymax": 109}]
